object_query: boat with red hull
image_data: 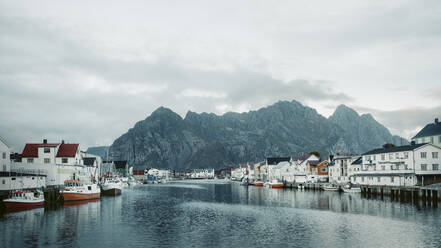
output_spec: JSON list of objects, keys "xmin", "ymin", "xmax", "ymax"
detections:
[
  {"xmin": 61, "ymin": 180, "xmax": 100, "ymax": 202},
  {"xmin": 3, "ymin": 190, "xmax": 45, "ymax": 209}
]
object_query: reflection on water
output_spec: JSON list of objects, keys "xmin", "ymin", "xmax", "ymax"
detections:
[{"xmin": 1, "ymin": 181, "xmax": 441, "ymax": 248}]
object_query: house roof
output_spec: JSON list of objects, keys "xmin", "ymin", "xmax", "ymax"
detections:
[
  {"xmin": 83, "ymin": 157, "xmax": 96, "ymax": 166},
  {"xmin": 362, "ymin": 143, "xmax": 427, "ymax": 156},
  {"xmin": 351, "ymin": 156, "xmax": 362, "ymax": 165},
  {"xmin": 412, "ymin": 120, "xmax": 441, "ymax": 139},
  {"xmin": 21, "ymin": 143, "xmax": 60, "ymax": 158},
  {"xmin": 307, "ymin": 160, "xmax": 321, "ymax": 166},
  {"xmin": 56, "ymin": 144, "xmax": 79, "ymax": 157},
  {"xmin": 267, "ymin": 157, "xmax": 290, "ymax": 165},
  {"xmin": 114, "ymin": 160, "xmax": 127, "ymax": 169}
]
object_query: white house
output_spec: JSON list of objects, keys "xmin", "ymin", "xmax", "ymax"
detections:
[
  {"xmin": 0, "ymin": 137, "xmax": 10, "ymax": 172},
  {"xmin": 0, "ymin": 137, "xmax": 46, "ymax": 191},
  {"xmin": 293, "ymin": 154, "xmax": 320, "ymax": 183},
  {"xmin": 353, "ymin": 143, "xmax": 441, "ymax": 187},
  {"xmin": 328, "ymin": 155, "xmax": 359, "ymax": 184},
  {"xmin": 412, "ymin": 118, "xmax": 441, "ymax": 146},
  {"xmin": 11, "ymin": 140, "xmax": 91, "ymax": 186}
]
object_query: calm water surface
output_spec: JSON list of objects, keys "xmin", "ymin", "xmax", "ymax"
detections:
[{"xmin": 1, "ymin": 180, "xmax": 441, "ymax": 248}]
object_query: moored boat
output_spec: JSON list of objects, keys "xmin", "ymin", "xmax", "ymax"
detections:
[
  {"xmin": 323, "ymin": 184, "xmax": 340, "ymax": 191},
  {"xmin": 101, "ymin": 178, "xmax": 122, "ymax": 196},
  {"xmin": 267, "ymin": 180, "xmax": 284, "ymax": 188},
  {"xmin": 62, "ymin": 180, "xmax": 101, "ymax": 201},
  {"xmin": 253, "ymin": 181, "xmax": 264, "ymax": 187},
  {"xmin": 3, "ymin": 190, "xmax": 45, "ymax": 209},
  {"xmin": 342, "ymin": 185, "xmax": 361, "ymax": 193}
]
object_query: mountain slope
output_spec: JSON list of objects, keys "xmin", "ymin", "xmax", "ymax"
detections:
[{"xmin": 110, "ymin": 100, "xmax": 407, "ymax": 170}]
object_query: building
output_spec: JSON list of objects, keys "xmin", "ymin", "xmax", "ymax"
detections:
[
  {"xmin": 11, "ymin": 139, "xmax": 93, "ymax": 186},
  {"xmin": 328, "ymin": 155, "xmax": 359, "ymax": 184},
  {"xmin": 0, "ymin": 137, "xmax": 46, "ymax": 191},
  {"xmin": 348, "ymin": 156, "xmax": 362, "ymax": 183},
  {"xmin": 412, "ymin": 118, "xmax": 441, "ymax": 146},
  {"xmin": 0, "ymin": 137, "xmax": 10, "ymax": 172},
  {"xmin": 353, "ymin": 143, "xmax": 441, "ymax": 187},
  {"xmin": 306, "ymin": 160, "xmax": 328, "ymax": 183}
]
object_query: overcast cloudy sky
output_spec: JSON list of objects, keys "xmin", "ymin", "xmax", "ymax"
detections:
[{"xmin": 1, "ymin": 0, "xmax": 440, "ymax": 151}]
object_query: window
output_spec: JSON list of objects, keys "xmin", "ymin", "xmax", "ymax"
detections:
[
  {"xmin": 381, "ymin": 165, "xmax": 385, "ymax": 170},
  {"xmin": 439, "ymin": 136, "xmax": 441, "ymax": 143},
  {"xmin": 433, "ymin": 164, "xmax": 439, "ymax": 171},
  {"xmin": 404, "ymin": 152, "xmax": 409, "ymax": 159},
  {"xmin": 367, "ymin": 156, "xmax": 371, "ymax": 161},
  {"xmin": 3, "ymin": 164, "xmax": 6, "ymax": 171},
  {"xmin": 433, "ymin": 152, "xmax": 438, "ymax": 159},
  {"xmin": 362, "ymin": 177, "xmax": 364, "ymax": 182},
  {"xmin": 44, "ymin": 158, "xmax": 50, "ymax": 164},
  {"xmin": 421, "ymin": 164, "xmax": 427, "ymax": 171},
  {"xmin": 377, "ymin": 177, "xmax": 380, "ymax": 182},
  {"xmin": 2, "ymin": 152, "xmax": 5, "ymax": 159},
  {"xmin": 421, "ymin": 152, "xmax": 427, "ymax": 158},
  {"xmin": 391, "ymin": 177, "xmax": 394, "ymax": 182},
  {"xmin": 419, "ymin": 138, "xmax": 423, "ymax": 144},
  {"xmin": 389, "ymin": 153, "xmax": 393, "ymax": 159},
  {"xmin": 44, "ymin": 147, "xmax": 50, "ymax": 153},
  {"xmin": 62, "ymin": 158, "xmax": 68, "ymax": 163},
  {"xmin": 381, "ymin": 154, "xmax": 385, "ymax": 160},
  {"xmin": 27, "ymin": 158, "xmax": 34, "ymax": 163},
  {"xmin": 321, "ymin": 168, "xmax": 327, "ymax": 172},
  {"xmin": 431, "ymin": 137, "xmax": 434, "ymax": 144}
]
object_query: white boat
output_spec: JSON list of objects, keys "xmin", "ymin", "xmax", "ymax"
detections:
[
  {"xmin": 61, "ymin": 180, "xmax": 101, "ymax": 201},
  {"xmin": 3, "ymin": 190, "xmax": 45, "ymax": 209},
  {"xmin": 323, "ymin": 184, "xmax": 340, "ymax": 191},
  {"xmin": 101, "ymin": 178, "xmax": 122, "ymax": 196},
  {"xmin": 342, "ymin": 185, "xmax": 361, "ymax": 193}
]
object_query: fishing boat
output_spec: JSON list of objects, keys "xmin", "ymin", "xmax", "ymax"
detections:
[
  {"xmin": 267, "ymin": 180, "xmax": 284, "ymax": 188},
  {"xmin": 101, "ymin": 178, "xmax": 122, "ymax": 196},
  {"xmin": 240, "ymin": 178, "xmax": 249, "ymax": 186},
  {"xmin": 253, "ymin": 181, "xmax": 264, "ymax": 187},
  {"xmin": 342, "ymin": 185, "xmax": 361, "ymax": 193},
  {"xmin": 323, "ymin": 184, "xmax": 340, "ymax": 191},
  {"xmin": 61, "ymin": 180, "xmax": 101, "ymax": 201},
  {"xmin": 3, "ymin": 190, "xmax": 45, "ymax": 209}
]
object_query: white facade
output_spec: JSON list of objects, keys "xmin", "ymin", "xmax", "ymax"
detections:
[
  {"xmin": 328, "ymin": 155, "xmax": 359, "ymax": 184},
  {"xmin": 353, "ymin": 144, "xmax": 441, "ymax": 187},
  {"xmin": 0, "ymin": 137, "xmax": 10, "ymax": 172}
]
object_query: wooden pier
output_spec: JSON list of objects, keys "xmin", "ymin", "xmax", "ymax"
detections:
[{"xmin": 360, "ymin": 185, "xmax": 440, "ymax": 204}]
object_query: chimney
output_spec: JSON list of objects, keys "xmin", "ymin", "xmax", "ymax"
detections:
[
  {"xmin": 62, "ymin": 140, "xmax": 65, "ymax": 144},
  {"xmin": 436, "ymin": 118, "xmax": 439, "ymax": 124},
  {"xmin": 329, "ymin": 155, "xmax": 334, "ymax": 161},
  {"xmin": 43, "ymin": 139, "xmax": 47, "ymax": 144}
]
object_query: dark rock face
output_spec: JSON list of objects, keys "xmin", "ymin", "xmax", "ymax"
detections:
[
  {"xmin": 109, "ymin": 100, "xmax": 408, "ymax": 170},
  {"xmin": 85, "ymin": 146, "xmax": 109, "ymax": 159}
]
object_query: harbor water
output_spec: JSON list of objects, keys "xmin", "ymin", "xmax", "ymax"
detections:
[{"xmin": 1, "ymin": 180, "xmax": 441, "ymax": 248}]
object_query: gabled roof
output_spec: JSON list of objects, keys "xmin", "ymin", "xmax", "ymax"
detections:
[
  {"xmin": 22, "ymin": 143, "xmax": 60, "ymax": 158},
  {"xmin": 0, "ymin": 136, "xmax": 10, "ymax": 148},
  {"xmin": 267, "ymin": 157, "xmax": 291, "ymax": 165},
  {"xmin": 412, "ymin": 120, "xmax": 441, "ymax": 139},
  {"xmin": 362, "ymin": 143, "xmax": 426, "ymax": 156},
  {"xmin": 83, "ymin": 157, "xmax": 96, "ymax": 166},
  {"xmin": 56, "ymin": 144, "xmax": 79, "ymax": 157},
  {"xmin": 351, "ymin": 156, "xmax": 362, "ymax": 165},
  {"xmin": 307, "ymin": 160, "xmax": 321, "ymax": 166}
]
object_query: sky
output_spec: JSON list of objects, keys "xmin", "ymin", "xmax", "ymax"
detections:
[{"xmin": 0, "ymin": 0, "xmax": 440, "ymax": 152}]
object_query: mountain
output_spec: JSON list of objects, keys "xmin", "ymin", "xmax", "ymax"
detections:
[
  {"xmin": 109, "ymin": 100, "xmax": 407, "ymax": 170},
  {"xmin": 85, "ymin": 146, "xmax": 109, "ymax": 160}
]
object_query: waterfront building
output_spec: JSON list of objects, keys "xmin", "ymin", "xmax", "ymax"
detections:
[
  {"xmin": 0, "ymin": 137, "xmax": 46, "ymax": 191},
  {"xmin": 348, "ymin": 156, "xmax": 362, "ymax": 183},
  {"xmin": 293, "ymin": 154, "xmax": 320, "ymax": 183},
  {"xmin": 353, "ymin": 143, "xmax": 441, "ymax": 186},
  {"xmin": 412, "ymin": 118, "xmax": 441, "ymax": 146},
  {"xmin": 306, "ymin": 160, "xmax": 328, "ymax": 183},
  {"xmin": 247, "ymin": 163, "xmax": 255, "ymax": 182},
  {"xmin": 279, "ymin": 161, "xmax": 295, "ymax": 183},
  {"xmin": 328, "ymin": 155, "xmax": 358, "ymax": 184},
  {"xmin": 0, "ymin": 137, "xmax": 10, "ymax": 172},
  {"xmin": 11, "ymin": 139, "xmax": 93, "ymax": 186}
]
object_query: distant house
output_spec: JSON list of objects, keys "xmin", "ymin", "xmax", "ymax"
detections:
[
  {"xmin": 306, "ymin": 160, "xmax": 328, "ymax": 183},
  {"xmin": 412, "ymin": 118, "xmax": 441, "ymax": 147},
  {"xmin": 328, "ymin": 155, "xmax": 359, "ymax": 184}
]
